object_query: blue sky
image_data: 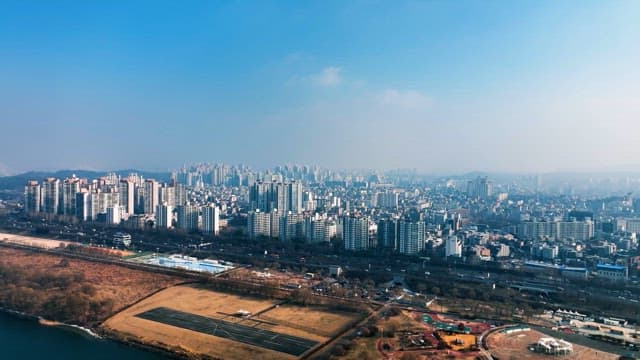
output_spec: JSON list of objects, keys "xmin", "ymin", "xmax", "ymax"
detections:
[{"xmin": 1, "ymin": 0, "xmax": 639, "ymax": 174}]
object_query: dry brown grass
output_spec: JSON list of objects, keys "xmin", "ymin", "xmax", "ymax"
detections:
[
  {"xmin": 439, "ymin": 332, "xmax": 477, "ymax": 351},
  {"xmin": 0, "ymin": 247, "xmax": 182, "ymax": 314},
  {"xmin": 109, "ymin": 284, "xmax": 278, "ymax": 318},
  {"xmin": 104, "ymin": 285, "xmax": 362, "ymax": 360},
  {"xmin": 258, "ymin": 304, "xmax": 360, "ymax": 340},
  {"xmin": 487, "ymin": 329, "xmax": 618, "ymax": 360}
]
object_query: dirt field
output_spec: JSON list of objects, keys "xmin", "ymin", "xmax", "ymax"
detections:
[
  {"xmin": 103, "ymin": 285, "xmax": 362, "ymax": 360},
  {"xmin": 487, "ymin": 329, "xmax": 618, "ymax": 360},
  {"xmin": 0, "ymin": 247, "xmax": 184, "ymax": 322},
  {"xmin": 439, "ymin": 332, "xmax": 477, "ymax": 351},
  {"xmin": 0, "ymin": 232, "xmax": 71, "ymax": 249},
  {"xmin": 0, "ymin": 232, "xmax": 134, "ymax": 257},
  {"xmin": 229, "ymin": 267, "xmax": 320, "ymax": 287}
]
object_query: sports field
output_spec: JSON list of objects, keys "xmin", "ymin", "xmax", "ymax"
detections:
[
  {"xmin": 103, "ymin": 284, "xmax": 362, "ymax": 359},
  {"xmin": 137, "ymin": 307, "xmax": 318, "ymax": 356}
]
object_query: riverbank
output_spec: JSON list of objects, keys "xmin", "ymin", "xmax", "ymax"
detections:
[
  {"xmin": 38, "ymin": 318, "xmax": 102, "ymax": 339},
  {"xmin": 1, "ymin": 306, "xmax": 100, "ymax": 339},
  {"xmin": 0, "ymin": 246, "xmax": 183, "ymax": 325},
  {"xmin": 0, "ymin": 245, "xmax": 199, "ymax": 359},
  {"xmin": 0, "ymin": 310, "xmax": 168, "ymax": 360},
  {"xmin": 0, "ymin": 305, "xmax": 185, "ymax": 359}
]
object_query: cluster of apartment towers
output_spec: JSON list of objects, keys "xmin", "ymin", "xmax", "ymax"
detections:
[
  {"xmin": 246, "ymin": 180, "xmax": 463, "ymax": 255},
  {"xmin": 23, "ymin": 174, "xmax": 220, "ymax": 235}
]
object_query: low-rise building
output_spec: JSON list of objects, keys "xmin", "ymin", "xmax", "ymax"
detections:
[{"xmin": 596, "ymin": 263, "xmax": 628, "ymax": 282}]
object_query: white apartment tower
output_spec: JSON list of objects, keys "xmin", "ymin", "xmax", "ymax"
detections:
[
  {"xmin": 279, "ymin": 212, "xmax": 305, "ymax": 241},
  {"xmin": 247, "ymin": 209, "xmax": 280, "ymax": 239},
  {"xmin": 62, "ymin": 176, "xmax": 80, "ymax": 216},
  {"xmin": 106, "ymin": 206, "xmax": 121, "ymax": 225},
  {"xmin": 446, "ymin": 235, "xmax": 463, "ymax": 257},
  {"xmin": 156, "ymin": 203, "xmax": 173, "ymax": 229},
  {"xmin": 343, "ymin": 216, "xmax": 370, "ymax": 251},
  {"xmin": 42, "ymin": 178, "xmax": 60, "ymax": 214},
  {"xmin": 398, "ymin": 220, "xmax": 425, "ymax": 255},
  {"xmin": 201, "ymin": 204, "xmax": 220, "ymax": 236},
  {"xmin": 176, "ymin": 203, "xmax": 199, "ymax": 232}
]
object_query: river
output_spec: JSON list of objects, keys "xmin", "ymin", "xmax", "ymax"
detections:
[{"xmin": 0, "ymin": 311, "xmax": 169, "ymax": 360}]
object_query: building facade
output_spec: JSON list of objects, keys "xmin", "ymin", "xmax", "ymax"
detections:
[{"xmin": 343, "ymin": 216, "xmax": 370, "ymax": 251}]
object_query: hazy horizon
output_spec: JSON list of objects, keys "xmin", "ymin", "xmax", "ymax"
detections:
[
  {"xmin": 6, "ymin": 163, "xmax": 640, "ymax": 179},
  {"xmin": 1, "ymin": 1, "xmax": 639, "ymax": 174}
]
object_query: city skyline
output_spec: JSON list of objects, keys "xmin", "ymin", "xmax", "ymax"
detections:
[
  {"xmin": 3, "ymin": 3, "xmax": 640, "ymax": 359},
  {"xmin": 1, "ymin": 1, "xmax": 639, "ymax": 174}
]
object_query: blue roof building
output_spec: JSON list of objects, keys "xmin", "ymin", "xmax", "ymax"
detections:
[{"xmin": 596, "ymin": 263, "xmax": 628, "ymax": 281}]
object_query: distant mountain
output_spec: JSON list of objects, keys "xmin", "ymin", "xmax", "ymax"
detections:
[{"xmin": 0, "ymin": 169, "xmax": 172, "ymax": 191}]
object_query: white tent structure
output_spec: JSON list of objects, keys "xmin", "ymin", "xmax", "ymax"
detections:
[{"xmin": 534, "ymin": 337, "xmax": 573, "ymax": 355}]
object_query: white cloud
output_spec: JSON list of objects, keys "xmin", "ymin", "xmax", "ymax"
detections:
[
  {"xmin": 283, "ymin": 52, "xmax": 306, "ymax": 64},
  {"xmin": 378, "ymin": 89, "xmax": 432, "ymax": 109},
  {"xmin": 311, "ymin": 67, "xmax": 343, "ymax": 87}
]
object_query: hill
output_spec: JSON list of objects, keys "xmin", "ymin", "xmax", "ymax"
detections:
[{"xmin": 0, "ymin": 169, "xmax": 172, "ymax": 191}]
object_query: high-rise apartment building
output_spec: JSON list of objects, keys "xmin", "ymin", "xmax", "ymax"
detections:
[
  {"xmin": 201, "ymin": 204, "xmax": 220, "ymax": 236},
  {"xmin": 175, "ymin": 183, "xmax": 187, "ymax": 206},
  {"xmin": 158, "ymin": 184, "xmax": 175, "ymax": 208},
  {"xmin": 75, "ymin": 190, "xmax": 90, "ymax": 221},
  {"xmin": 446, "ymin": 235, "xmax": 463, "ymax": 257},
  {"xmin": 106, "ymin": 206, "xmax": 121, "ymax": 225},
  {"xmin": 62, "ymin": 177, "xmax": 80, "ymax": 216},
  {"xmin": 287, "ymin": 181, "xmax": 303, "ymax": 213},
  {"xmin": 467, "ymin": 176, "xmax": 493, "ymax": 199},
  {"xmin": 249, "ymin": 181, "xmax": 303, "ymax": 213},
  {"xmin": 377, "ymin": 219, "xmax": 397, "ymax": 250},
  {"xmin": 249, "ymin": 181, "xmax": 272, "ymax": 211},
  {"xmin": 99, "ymin": 188, "xmax": 119, "ymax": 214},
  {"xmin": 515, "ymin": 220, "xmax": 594, "ymax": 241},
  {"xmin": 42, "ymin": 178, "xmax": 60, "ymax": 214},
  {"xmin": 156, "ymin": 203, "xmax": 173, "ymax": 229},
  {"xmin": 377, "ymin": 191, "xmax": 399, "ymax": 208},
  {"xmin": 303, "ymin": 191, "xmax": 316, "ymax": 212},
  {"xmin": 89, "ymin": 190, "xmax": 101, "ymax": 221},
  {"xmin": 143, "ymin": 179, "xmax": 159, "ymax": 215},
  {"xmin": 118, "ymin": 179, "xmax": 135, "ymax": 215},
  {"xmin": 24, "ymin": 181, "xmax": 41, "ymax": 213},
  {"xmin": 343, "ymin": 216, "xmax": 370, "ymax": 251},
  {"xmin": 305, "ymin": 216, "xmax": 337, "ymax": 243},
  {"xmin": 398, "ymin": 220, "xmax": 425, "ymax": 255},
  {"xmin": 279, "ymin": 212, "xmax": 305, "ymax": 241},
  {"xmin": 176, "ymin": 203, "xmax": 199, "ymax": 232},
  {"xmin": 247, "ymin": 209, "xmax": 280, "ymax": 239}
]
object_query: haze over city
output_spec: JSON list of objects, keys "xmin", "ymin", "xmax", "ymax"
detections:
[
  {"xmin": 6, "ymin": 2, "xmax": 640, "ymax": 360},
  {"xmin": 1, "ymin": 0, "xmax": 639, "ymax": 174}
]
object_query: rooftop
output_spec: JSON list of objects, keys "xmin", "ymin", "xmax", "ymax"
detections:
[{"xmin": 597, "ymin": 263, "xmax": 626, "ymax": 271}]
